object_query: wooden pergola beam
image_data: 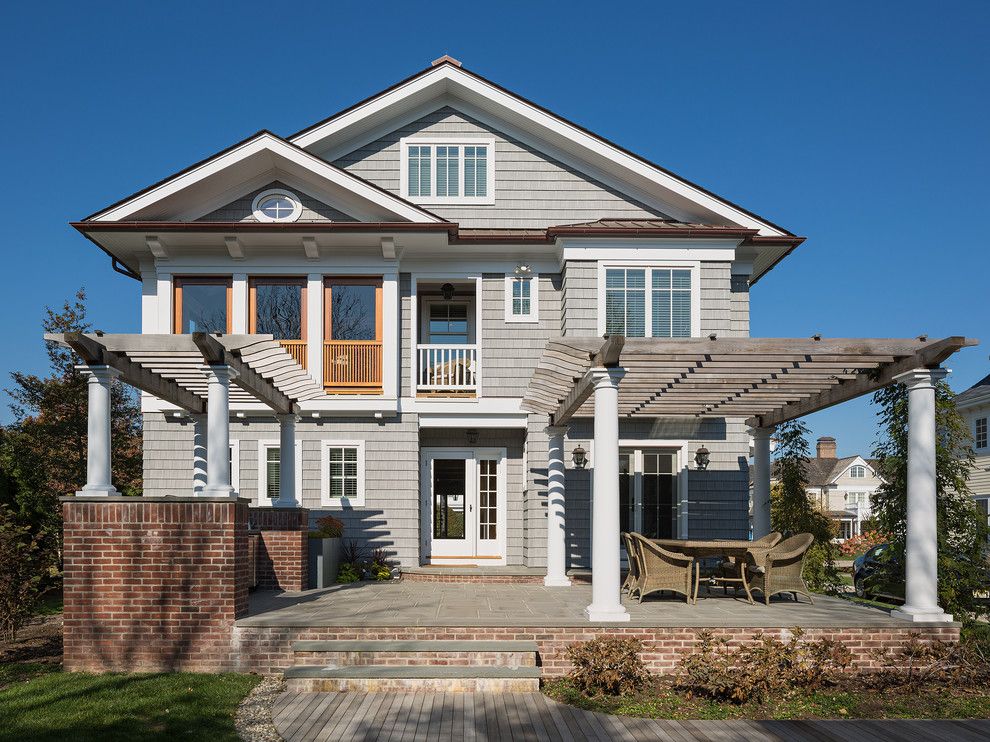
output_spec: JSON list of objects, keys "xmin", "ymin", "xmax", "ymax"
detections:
[
  {"xmin": 552, "ymin": 336, "xmax": 625, "ymax": 425},
  {"xmin": 49, "ymin": 332, "xmax": 206, "ymax": 414},
  {"xmin": 192, "ymin": 333, "xmax": 298, "ymax": 416}
]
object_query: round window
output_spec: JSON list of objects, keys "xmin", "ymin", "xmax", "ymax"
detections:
[{"xmin": 251, "ymin": 189, "xmax": 302, "ymax": 222}]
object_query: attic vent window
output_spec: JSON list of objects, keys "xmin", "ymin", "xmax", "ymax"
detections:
[{"xmin": 252, "ymin": 189, "xmax": 303, "ymax": 222}]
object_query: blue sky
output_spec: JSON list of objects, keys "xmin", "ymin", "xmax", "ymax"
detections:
[{"xmin": 1, "ymin": 1, "xmax": 987, "ymax": 457}]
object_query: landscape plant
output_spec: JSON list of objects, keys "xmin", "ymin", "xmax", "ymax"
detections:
[
  {"xmin": 869, "ymin": 381, "xmax": 989, "ymax": 622},
  {"xmin": 310, "ymin": 515, "xmax": 344, "ymax": 539},
  {"xmin": 565, "ymin": 636, "xmax": 649, "ymax": 696},
  {"xmin": 335, "ymin": 563, "xmax": 360, "ymax": 584},
  {"xmin": 0, "ymin": 506, "xmax": 43, "ymax": 640}
]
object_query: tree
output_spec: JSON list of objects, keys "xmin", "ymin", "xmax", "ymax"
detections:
[
  {"xmin": 870, "ymin": 381, "xmax": 988, "ymax": 622},
  {"xmin": 770, "ymin": 419, "xmax": 841, "ymax": 593},
  {"xmin": 2, "ymin": 289, "xmax": 142, "ymax": 572}
]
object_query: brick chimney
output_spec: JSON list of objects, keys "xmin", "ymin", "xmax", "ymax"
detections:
[{"xmin": 816, "ymin": 436, "xmax": 837, "ymax": 459}]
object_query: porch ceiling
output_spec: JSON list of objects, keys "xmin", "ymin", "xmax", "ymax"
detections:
[
  {"xmin": 45, "ymin": 332, "xmax": 324, "ymax": 415},
  {"xmin": 521, "ymin": 335, "xmax": 977, "ymax": 428}
]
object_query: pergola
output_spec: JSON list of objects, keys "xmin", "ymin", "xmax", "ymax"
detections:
[
  {"xmin": 46, "ymin": 332, "xmax": 323, "ymax": 504},
  {"xmin": 521, "ymin": 335, "xmax": 976, "ymax": 624}
]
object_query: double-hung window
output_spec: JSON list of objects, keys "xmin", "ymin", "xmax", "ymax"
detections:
[
  {"xmin": 401, "ymin": 138, "xmax": 495, "ymax": 203},
  {"xmin": 603, "ymin": 266, "xmax": 694, "ymax": 338},
  {"xmin": 976, "ymin": 417, "xmax": 988, "ymax": 449},
  {"xmin": 505, "ymin": 275, "xmax": 538, "ymax": 322},
  {"xmin": 320, "ymin": 440, "xmax": 365, "ymax": 506},
  {"xmin": 256, "ymin": 441, "xmax": 301, "ymax": 507}
]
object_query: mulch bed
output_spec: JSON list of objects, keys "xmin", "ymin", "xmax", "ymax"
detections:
[{"xmin": 0, "ymin": 614, "xmax": 62, "ymax": 668}]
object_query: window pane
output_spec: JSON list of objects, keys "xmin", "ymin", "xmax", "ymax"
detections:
[
  {"xmin": 464, "ymin": 145, "xmax": 487, "ymax": 197},
  {"xmin": 437, "ymin": 146, "xmax": 459, "ymax": 197},
  {"xmin": 651, "ymin": 268, "xmax": 691, "ymax": 338},
  {"xmin": 254, "ymin": 283, "xmax": 302, "ymax": 340},
  {"xmin": 433, "ymin": 459, "xmax": 466, "ymax": 539},
  {"xmin": 408, "ymin": 145, "xmax": 431, "ymax": 197},
  {"xmin": 329, "ymin": 284, "xmax": 377, "ymax": 340},
  {"xmin": 328, "ymin": 446, "xmax": 358, "ymax": 500},
  {"xmin": 180, "ymin": 282, "xmax": 227, "ymax": 333},
  {"xmin": 604, "ymin": 269, "xmax": 645, "ymax": 337},
  {"xmin": 266, "ymin": 447, "xmax": 280, "ymax": 500}
]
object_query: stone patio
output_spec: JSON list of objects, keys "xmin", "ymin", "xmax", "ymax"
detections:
[{"xmin": 237, "ymin": 580, "xmax": 938, "ymax": 628}]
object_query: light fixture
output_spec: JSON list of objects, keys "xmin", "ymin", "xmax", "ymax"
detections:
[
  {"xmin": 694, "ymin": 446, "xmax": 710, "ymax": 471},
  {"xmin": 465, "ymin": 428, "xmax": 479, "ymax": 445},
  {"xmin": 441, "ymin": 282, "xmax": 456, "ymax": 301},
  {"xmin": 514, "ymin": 263, "xmax": 532, "ymax": 276},
  {"xmin": 572, "ymin": 445, "xmax": 587, "ymax": 469}
]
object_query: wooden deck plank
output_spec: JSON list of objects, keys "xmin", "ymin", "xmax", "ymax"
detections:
[
  {"xmin": 462, "ymin": 689, "xmax": 478, "ymax": 742},
  {"xmin": 373, "ymin": 691, "xmax": 398, "ymax": 742},
  {"xmin": 539, "ymin": 694, "xmax": 581, "ymax": 742},
  {"xmin": 519, "ymin": 692, "xmax": 554, "ymax": 742},
  {"xmin": 293, "ymin": 693, "xmax": 336, "ymax": 742},
  {"xmin": 281, "ymin": 692, "xmax": 325, "ymax": 739}
]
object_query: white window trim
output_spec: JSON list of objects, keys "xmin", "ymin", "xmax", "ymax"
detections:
[
  {"xmin": 230, "ymin": 439, "xmax": 240, "ymax": 495},
  {"xmin": 255, "ymin": 439, "xmax": 304, "ymax": 508},
  {"xmin": 504, "ymin": 274, "xmax": 539, "ymax": 323},
  {"xmin": 320, "ymin": 439, "xmax": 366, "ymax": 507},
  {"xmin": 251, "ymin": 188, "xmax": 303, "ymax": 223},
  {"xmin": 399, "ymin": 136, "xmax": 496, "ymax": 205},
  {"xmin": 975, "ymin": 416, "xmax": 988, "ymax": 450},
  {"xmin": 596, "ymin": 261, "xmax": 701, "ymax": 338}
]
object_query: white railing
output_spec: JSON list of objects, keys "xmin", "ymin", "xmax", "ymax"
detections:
[{"xmin": 417, "ymin": 344, "xmax": 478, "ymax": 391}]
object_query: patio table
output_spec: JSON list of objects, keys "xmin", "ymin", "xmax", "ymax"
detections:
[{"xmin": 653, "ymin": 539, "xmax": 774, "ymax": 605}]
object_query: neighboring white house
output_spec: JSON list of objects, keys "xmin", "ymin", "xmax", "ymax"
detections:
[
  {"xmin": 955, "ymin": 373, "xmax": 990, "ymax": 531},
  {"xmin": 69, "ymin": 56, "xmax": 807, "ymax": 569}
]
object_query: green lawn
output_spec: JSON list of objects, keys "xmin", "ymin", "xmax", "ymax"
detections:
[{"xmin": 0, "ymin": 663, "xmax": 259, "ymax": 742}]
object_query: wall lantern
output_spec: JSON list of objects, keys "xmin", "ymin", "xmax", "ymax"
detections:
[
  {"xmin": 572, "ymin": 445, "xmax": 588, "ymax": 469},
  {"xmin": 694, "ymin": 446, "xmax": 710, "ymax": 471},
  {"xmin": 465, "ymin": 428, "xmax": 479, "ymax": 445},
  {"xmin": 441, "ymin": 282, "xmax": 456, "ymax": 301},
  {"xmin": 514, "ymin": 263, "xmax": 532, "ymax": 276}
]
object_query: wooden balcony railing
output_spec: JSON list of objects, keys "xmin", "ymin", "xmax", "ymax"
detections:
[
  {"xmin": 323, "ymin": 341, "xmax": 383, "ymax": 392},
  {"xmin": 417, "ymin": 344, "xmax": 478, "ymax": 391},
  {"xmin": 278, "ymin": 340, "xmax": 307, "ymax": 369}
]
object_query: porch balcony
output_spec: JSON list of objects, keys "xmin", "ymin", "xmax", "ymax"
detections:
[
  {"xmin": 323, "ymin": 340, "xmax": 383, "ymax": 392},
  {"xmin": 414, "ymin": 279, "xmax": 480, "ymax": 396},
  {"xmin": 416, "ymin": 344, "xmax": 478, "ymax": 392}
]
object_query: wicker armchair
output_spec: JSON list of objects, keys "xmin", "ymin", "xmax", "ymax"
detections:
[
  {"xmin": 718, "ymin": 531, "xmax": 782, "ymax": 592},
  {"xmin": 630, "ymin": 533, "xmax": 698, "ymax": 604},
  {"xmin": 621, "ymin": 532, "xmax": 642, "ymax": 598},
  {"xmin": 746, "ymin": 532, "xmax": 816, "ymax": 605}
]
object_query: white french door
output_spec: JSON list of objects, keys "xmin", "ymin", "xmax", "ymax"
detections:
[
  {"xmin": 420, "ymin": 448, "xmax": 506, "ymax": 565},
  {"xmin": 619, "ymin": 448, "xmax": 678, "ymax": 539}
]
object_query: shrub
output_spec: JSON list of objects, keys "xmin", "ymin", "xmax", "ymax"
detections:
[
  {"xmin": 565, "ymin": 636, "xmax": 649, "ymax": 696},
  {"xmin": 370, "ymin": 547, "xmax": 393, "ymax": 567},
  {"xmin": 336, "ymin": 563, "xmax": 360, "ymax": 584},
  {"xmin": 839, "ymin": 530, "xmax": 888, "ymax": 557},
  {"xmin": 311, "ymin": 515, "xmax": 344, "ymax": 539},
  {"xmin": 803, "ymin": 541, "xmax": 842, "ymax": 594},
  {"xmin": 370, "ymin": 563, "xmax": 392, "ymax": 581},
  {"xmin": 0, "ymin": 506, "xmax": 43, "ymax": 640},
  {"xmin": 341, "ymin": 540, "xmax": 364, "ymax": 564},
  {"xmin": 675, "ymin": 628, "xmax": 851, "ymax": 704},
  {"xmin": 868, "ymin": 631, "xmax": 990, "ymax": 689}
]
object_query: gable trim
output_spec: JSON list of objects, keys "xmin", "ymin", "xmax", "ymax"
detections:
[
  {"xmin": 82, "ymin": 131, "xmax": 447, "ymax": 224},
  {"xmin": 291, "ymin": 62, "xmax": 794, "ymax": 237}
]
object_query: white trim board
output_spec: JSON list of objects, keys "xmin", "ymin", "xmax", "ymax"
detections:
[{"xmin": 319, "ymin": 439, "xmax": 367, "ymax": 507}]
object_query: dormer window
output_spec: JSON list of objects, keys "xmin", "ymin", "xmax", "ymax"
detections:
[
  {"xmin": 850, "ymin": 465, "xmax": 866, "ymax": 478},
  {"xmin": 252, "ymin": 188, "xmax": 302, "ymax": 222},
  {"xmin": 400, "ymin": 137, "xmax": 495, "ymax": 204}
]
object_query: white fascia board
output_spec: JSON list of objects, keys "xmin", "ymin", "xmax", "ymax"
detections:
[
  {"xmin": 90, "ymin": 133, "xmax": 442, "ymax": 224},
  {"xmin": 559, "ymin": 237, "xmax": 740, "ymax": 263},
  {"xmin": 957, "ymin": 390, "xmax": 990, "ymax": 410},
  {"xmin": 292, "ymin": 66, "xmax": 786, "ymax": 236},
  {"xmin": 418, "ymin": 413, "xmax": 529, "ymax": 429},
  {"xmin": 400, "ymin": 397, "xmax": 524, "ymax": 415}
]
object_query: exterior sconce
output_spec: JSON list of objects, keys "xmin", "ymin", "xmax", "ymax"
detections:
[
  {"xmin": 441, "ymin": 282, "xmax": 456, "ymax": 301},
  {"xmin": 694, "ymin": 446, "xmax": 710, "ymax": 471},
  {"xmin": 572, "ymin": 445, "xmax": 588, "ymax": 469},
  {"xmin": 514, "ymin": 263, "xmax": 532, "ymax": 276},
  {"xmin": 465, "ymin": 428, "xmax": 479, "ymax": 445}
]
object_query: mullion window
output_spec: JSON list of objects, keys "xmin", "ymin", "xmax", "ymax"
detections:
[
  {"xmin": 408, "ymin": 145, "xmax": 431, "ymax": 197},
  {"xmin": 605, "ymin": 267, "xmax": 692, "ymax": 338},
  {"xmin": 265, "ymin": 447, "xmax": 280, "ymax": 500},
  {"xmin": 512, "ymin": 277, "xmax": 531, "ymax": 316},
  {"xmin": 976, "ymin": 417, "xmax": 987, "ymax": 449},
  {"xmin": 651, "ymin": 269, "xmax": 691, "ymax": 338},
  {"xmin": 605, "ymin": 269, "xmax": 646, "ymax": 337},
  {"xmin": 328, "ymin": 446, "xmax": 359, "ymax": 500},
  {"xmin": 436, "ymin": 146, "xmax": 460, "ymax": 197}
]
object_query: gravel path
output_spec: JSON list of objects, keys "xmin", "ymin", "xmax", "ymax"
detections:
[{"xmin": 236, "ymin": 675, "xmax": 286, "ymax": 742}]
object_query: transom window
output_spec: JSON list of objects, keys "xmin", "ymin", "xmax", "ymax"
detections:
[
  {"xmin": 976, "ymin": 417, "xmax": 988, "ymax": 449},
  {"xmin": 850, "ymin": 465, "xmax": 866, "ymax": 478},
  {"xmin": 251, "ymin": 189, "xmax": 302, "ymax": 222},
  {"xmin": 401, "ymin": 138, "xmax": 495, "ymax": 203},
  {"xmin": 505, "ymin": 275, "xmax": 538, "ymax": 322},
  {"xmin": 321, "ymin": 440, "xmax": 365, "ymax": 506},
  {"xmin": 603, "ymin": 266, "xmax": 695, "ymax": 338}
]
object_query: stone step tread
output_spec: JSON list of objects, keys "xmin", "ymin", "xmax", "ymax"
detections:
[
  {"xmin": 285, "ymin": 665, "xmax": 541, "ymax": 680},
  {"xmin": 292, "ymin": 640, "xmax": 538, "ymax": 653}
]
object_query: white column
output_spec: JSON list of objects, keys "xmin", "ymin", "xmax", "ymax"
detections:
[
  {"xmin": 77, "ymin": 366, "xmax": 121, "ymax": 496},
  {"xmin": 544, "ymin": 425, "xmax": 571, "ymax": 587},
  {"xmin": 202, "ymin": 365, "xmax": 236, "ymax": 497},
  {"xmin": 751, "ymin": 427, "xmax": 773, "ymax": 539},
  {"xmin": 192, "ymin": 415, "xmax": 208, "ymax": 493},
  {"xmin": 891, "ymin": 367, "xmax": 953, "ymax": 623},
  {"xmin": 306, "ymin": 273, "xmax": 323, "ymax": 387},
  {"xmin": 586, "ymin": 367, "xmax": 629, "ymax": 622},
  {"xmin": 274, "ymin": 414, "xmax": 299, "ymax": 508}
]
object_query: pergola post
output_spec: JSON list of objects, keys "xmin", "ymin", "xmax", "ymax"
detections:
[
  {"xmin": 586, "ymin": 367, "xmax": 629, "ymax": 622},
  {"xmin": 544, "ymin": 425, "xmax": 571, "ymax": 587},
  {"xmin": 274, "ymin": 414, "xmax": 299, "ymax": 508},
  {"xmin": 77, "ymin": 365, "xmax": 121, "ymax": 496},
  {"xmin": 751, "ymin": 427, "xmax": 773, "ymax": 539},
  {"xmin": 891, "ymin": 367, "xmax": 954, "ymax": 623},
  {"xmin": 202, "ymin": 365, "xmax": 236, "ymax": 497}
]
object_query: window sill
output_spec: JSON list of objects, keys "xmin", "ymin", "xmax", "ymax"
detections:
[{"xmin": 405, "ymin": 195, "xmax": 496, "ymax": 206}]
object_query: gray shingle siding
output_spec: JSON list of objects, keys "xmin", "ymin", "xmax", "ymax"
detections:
[
  {"xmin": 197, "ymin": 180, "xmax": 356, "ymax": 222},
  {"xmin": 561, "ymin": 261, "xmax": 598, "ymax": 337},
  {"xmin": 332, "ymin": 106, "xmax": 668, "ymax": 229}
]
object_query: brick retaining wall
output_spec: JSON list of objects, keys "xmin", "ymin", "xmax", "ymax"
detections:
[
  {"xmin": 248, "ymin": 507, "xmax": 309, "ymax": 592},
  {"xmin": 231, "ymin": 623, "xmax": 961, "ymax": 676},
  {"xmin": 62, "ymin": 497, "xmax": 249, "ymax": 672}
]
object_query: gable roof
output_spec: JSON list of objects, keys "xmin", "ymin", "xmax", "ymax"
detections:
[
  {"xmin": 799, "ymin": 455, "xmax": 880, "ymax": 487},
  {"xmin": 290, "ymin": 61, "xmax": 797, "ymax": 241},
  {"xmin": 955, "ymin": 373, "xmax": 990, "ymax": 408},
  {"xmin": 81, "ymin": 130, "xmax": 446, "ymax": 225}
]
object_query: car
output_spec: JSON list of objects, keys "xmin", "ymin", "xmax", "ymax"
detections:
[{"xmin": 853, "ymin": 543, "xmax": 904, "ymax": 602}]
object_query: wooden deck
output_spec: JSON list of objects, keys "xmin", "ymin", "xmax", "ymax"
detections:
[{"xmin": 273, "ymin": 691, "xmax": 990, "ymax": 741}]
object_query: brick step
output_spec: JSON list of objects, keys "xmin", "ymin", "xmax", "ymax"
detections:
[
  {"xmin": 283, "ymin": 664, "xmax": 541, "ymax": 693},
  {"xmin": 291, "ymin": 640, "xmax": 538, "ymax": 668}
]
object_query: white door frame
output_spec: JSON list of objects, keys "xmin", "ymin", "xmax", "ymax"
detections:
[{"xmin": 420, "ymin": 447, "xmax": 507, "ymax": 565}]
